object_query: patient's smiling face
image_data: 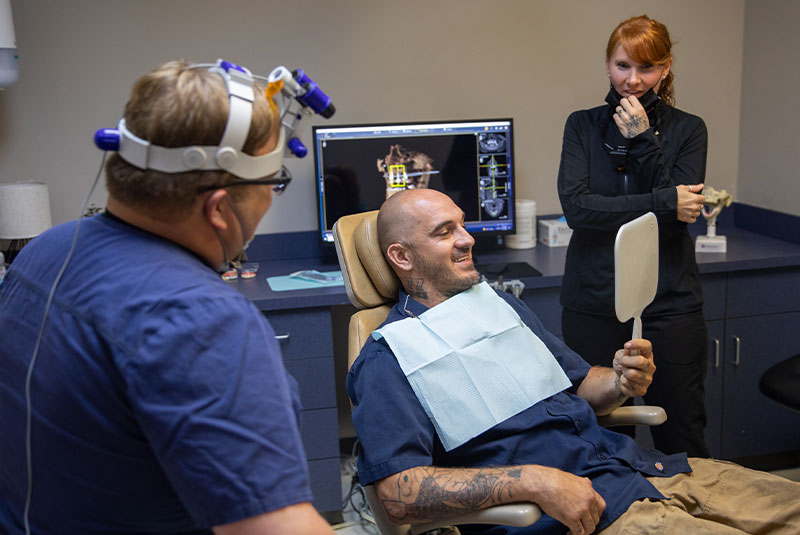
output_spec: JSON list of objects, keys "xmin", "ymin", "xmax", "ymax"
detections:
[{"xmin": 406, "ymin": 191, "xmax": 480, "ymax": 304}]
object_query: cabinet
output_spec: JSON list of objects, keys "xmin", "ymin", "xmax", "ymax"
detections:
[
  {"xmin": 521, "ymin": 286, "xmax": 563, "ymax": 337},
  {"xmin": 264, "ymin": 307, "xmax": 342, "ymax": 513},
  {"xmin": 702, "ymin": 267, "xmax": 800, "ymax": 459}
]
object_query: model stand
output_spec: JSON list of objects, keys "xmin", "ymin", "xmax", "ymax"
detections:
[{"xmin": 695, "ymin": 186, "xmax": 732, "ymax": 254}]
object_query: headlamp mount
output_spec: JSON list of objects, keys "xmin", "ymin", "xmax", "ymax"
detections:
[{"xmin": 94, "ymin": 59, "xmax": 334, "ymax": 179}]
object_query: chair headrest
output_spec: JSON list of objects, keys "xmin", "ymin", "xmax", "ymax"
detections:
[{"xmin": 333, "ymin": 210, "xmax": 400, "ymax": 309}]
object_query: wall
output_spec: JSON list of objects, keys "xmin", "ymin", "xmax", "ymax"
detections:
[
  {"xmin": 0, "ymin": 0, "xmax": 745, "ymax": 235},
  {"xmin": 737, "ymin": 0, "xmax": 800, "ymax": 217}
]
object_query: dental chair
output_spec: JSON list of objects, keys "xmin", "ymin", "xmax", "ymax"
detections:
[{"xmin": 333, "ymin": 210, "xmax": 667, "ymax": 535}]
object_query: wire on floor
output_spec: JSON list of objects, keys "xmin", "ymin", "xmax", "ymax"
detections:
[{"xmin": 332, "ymin": 439, "xmax": 379, "ymax": 533}]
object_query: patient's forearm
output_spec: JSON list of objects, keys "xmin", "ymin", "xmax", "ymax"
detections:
[
  {"xmin": 376, "ymin": 465, "xmax": 527, "ymax": 524},
  {"xmin": 577, "ymin": 366, "xmax": 628, "ymax": 416}
]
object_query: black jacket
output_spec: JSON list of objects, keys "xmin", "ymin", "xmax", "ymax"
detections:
[{"xmin": 557, "ymin": 90, "xmax": 707, "ymax": 317}]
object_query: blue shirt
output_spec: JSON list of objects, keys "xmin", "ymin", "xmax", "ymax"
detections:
[
  {"xmin": 0, "ymin": 214, "xmax": 312, "ymax": 534},
  {"xmin": 347, "ymin": 288, "xmax": 690, "ymax": 535}
]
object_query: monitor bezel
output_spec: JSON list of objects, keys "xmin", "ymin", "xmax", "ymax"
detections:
[{"xmin": 312, "ymin": 117, "xmax": 516, "ymax": 246}]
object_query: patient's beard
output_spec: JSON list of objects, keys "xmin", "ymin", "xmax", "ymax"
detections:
[{"xmin": 413, "ymin": 250, "xmax": 480, "ymax": 300}]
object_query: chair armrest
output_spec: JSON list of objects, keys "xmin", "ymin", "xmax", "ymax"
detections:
[
  {"xmin": 361, "ymin": 406, "xmax": 665, "ymax": 535},
  {"xmin": 596, "ymin": 405, "xmax": 667, "ymax": 427},
  {"xmin": 410, "ymin": 503, "xmax": 542, "ymax": 535},
  {"xmin": 365, "ymin": 484, "xmax": 541, "ymax": 535}
]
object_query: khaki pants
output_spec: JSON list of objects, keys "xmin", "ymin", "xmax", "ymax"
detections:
[{"xmin": 599, "ymin": 458, "xmax": 800, "ymax": 535}]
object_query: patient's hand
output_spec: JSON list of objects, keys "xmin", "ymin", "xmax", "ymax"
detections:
[
  {"xmin": 612, "ymin": 339, "xmax": 655, "ymax": 398},
  {"xmin": 531, "ymin": 465, "xmax": 606, "ymax": 535}
]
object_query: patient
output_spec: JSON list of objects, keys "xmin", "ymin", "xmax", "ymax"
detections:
[{"xmin": 347, "ymin": 188, "xmax": 800, "ymax": 535}]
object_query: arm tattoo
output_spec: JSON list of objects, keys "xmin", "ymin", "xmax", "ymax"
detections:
[
  {"xmin": 381, "ymin": 467, "xmax": 521, "ymax": 523},
  {"xmin": 407, "ymin": 278, "xmax": 428, "ymax": 299}
]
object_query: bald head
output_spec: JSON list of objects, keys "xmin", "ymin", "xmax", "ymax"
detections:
[
  {"xmin": 377, "ymin": 189, "xmax": 451, "ymax": 256},
  {"xmin": 377, "ymin": 188, "xmax": 478, "ymax": 306}
]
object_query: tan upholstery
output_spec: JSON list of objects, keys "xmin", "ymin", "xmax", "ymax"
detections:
[
  {"xmin": 354, "ymin": 213, "xmax": 398, "ymax": 301},
  {"xmin": 347, "ymin": 304, "xmax": 393, "ymax": 370},
  {"xmin": 333, "ymin": 210, "xmax": 399, "ymax": 310}
]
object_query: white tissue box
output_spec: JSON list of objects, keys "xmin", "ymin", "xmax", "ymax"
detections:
[{"xmin": 538, "ymin": 219, "xmax": 572, "ymax": 247}]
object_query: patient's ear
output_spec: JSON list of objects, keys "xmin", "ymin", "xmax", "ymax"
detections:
[{"xmin": 386, "ymin": 243, "xmax": 413, "ymax": 273}]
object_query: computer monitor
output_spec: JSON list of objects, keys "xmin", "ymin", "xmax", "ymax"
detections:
[{"xmin": 312, "ymin": 118, "xmax": 515, "ymax": 244}]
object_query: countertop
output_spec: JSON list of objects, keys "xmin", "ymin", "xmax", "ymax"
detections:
[{"xmin": 232, "ymin": 226, "xmax": 800, "ymax": 312}]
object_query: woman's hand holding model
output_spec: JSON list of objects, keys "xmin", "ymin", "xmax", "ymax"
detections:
[{"xmin": 676, "ymin": 183, "xmax": 705, "ymax": 223}]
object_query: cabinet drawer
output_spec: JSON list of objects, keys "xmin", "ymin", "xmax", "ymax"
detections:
[
  {"xmin": 300, "ymin": 407, "xmax": 339, "ymax": 459},
  {"xmin": 726, "ymin": 267, "xmax": 800, "ymax": 318},
  {"xmin": 308, "ymin": 457, "xmax": 343, "ymax": 513},
  {"xmin": 265, "ymin": 308, "xmax": 332, "ymax": 360},
  {"xmin": 285, "ymin": 357, "xmax": 336, "ymax": 410}
]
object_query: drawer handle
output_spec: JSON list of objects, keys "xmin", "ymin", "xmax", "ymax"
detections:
[
  {"xmin": 275, "ymin": 334, "xmax": 290, "ymax": 342},
  {"xmin": 712, "ymin": 337, "xmax": 720, "ymax": 369},
  {"xmin": 733, "ymin": 335, "xmax": 741, "ymax": 366}
]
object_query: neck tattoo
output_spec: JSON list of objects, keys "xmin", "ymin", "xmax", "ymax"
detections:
[{"xmin": 407, "ymin": 278, "xmax": 428, "ymax": 300}]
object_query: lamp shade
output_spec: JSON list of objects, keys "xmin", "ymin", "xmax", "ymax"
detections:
[{"xmin": 0, "ymin": 182, "xmax": 52, "ymax": 239}]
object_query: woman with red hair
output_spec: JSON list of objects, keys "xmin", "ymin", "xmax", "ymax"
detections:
[{"xmin": 557, "ymin": 15, "xmax": 710, "ymax": 457}]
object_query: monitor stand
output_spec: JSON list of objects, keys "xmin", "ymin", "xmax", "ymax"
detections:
[{"xmin": 471, "ymin": 234, "xmax": 506, "ymax": 251}]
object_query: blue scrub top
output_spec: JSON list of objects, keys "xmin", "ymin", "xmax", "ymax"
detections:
[
  {"xmin": 347, "ymin": 288, "xmax": 690, "ymax": 535},
  {"xmin": 0, "ymin": 214, "xmax": 312, "ymax": 534}
]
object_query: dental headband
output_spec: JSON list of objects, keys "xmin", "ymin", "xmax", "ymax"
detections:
[{"xmin": 94, "ymin": 59, "xmax": 283, "ymax": 180}]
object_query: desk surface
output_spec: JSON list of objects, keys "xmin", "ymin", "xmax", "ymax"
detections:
[{"xmin": 233, "ymin": 226, "xmax": 800, "ymax": 312}]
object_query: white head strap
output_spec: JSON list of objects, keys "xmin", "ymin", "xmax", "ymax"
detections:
[{"xmin": 116, "ymin": 60, "xmax": 283, "ymax": 180}]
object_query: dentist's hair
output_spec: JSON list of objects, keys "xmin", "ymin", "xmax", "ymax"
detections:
[{"xmin": 105, "ymin": 60, "xmax": 278, "ymax": 217}]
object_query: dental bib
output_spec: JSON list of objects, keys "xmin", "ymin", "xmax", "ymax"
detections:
[{"xmin": 374, "ymin": 282, "xmax": 571, "ymax": 451}]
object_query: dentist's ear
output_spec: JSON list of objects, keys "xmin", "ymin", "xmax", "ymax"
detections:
[{"xmin": 203, "ymin": 189, "xmax": 230, "ymax": 232}]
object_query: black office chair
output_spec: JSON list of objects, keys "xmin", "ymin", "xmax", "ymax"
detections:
[{"xmin": 759, "ymin": 353, "xmax": 800, "ymax": 412}]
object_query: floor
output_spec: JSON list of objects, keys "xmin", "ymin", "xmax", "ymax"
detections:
[
  {"xmin": 328, "ymin": 451, "xmax": 800, "ymax": 535},
  {"xmin": 332, "ymin": 453, "xmax": 380, "ymax": 535}
]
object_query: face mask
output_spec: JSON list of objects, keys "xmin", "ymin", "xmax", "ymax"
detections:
[
  {"xmin": 638, "ymin": 87, "xmax": 660, "ymax": 111},
  {"xmin": 215, "ymin": 198, "xmax": 253, "ymax": 273},
  {"xmin": 236, "ymin": 238, "xmax": 253, "ymax": 265},
  {"xmin": 608, "ymin": 85, "xmax": 660, "ymax": 112},
  {"xmin": 604, "ymin": 85, "xmax": 660, "ymax": 193},
  {"xmin": 215, "ymin": 242, "xmax": 251, "ymax": 274}
]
